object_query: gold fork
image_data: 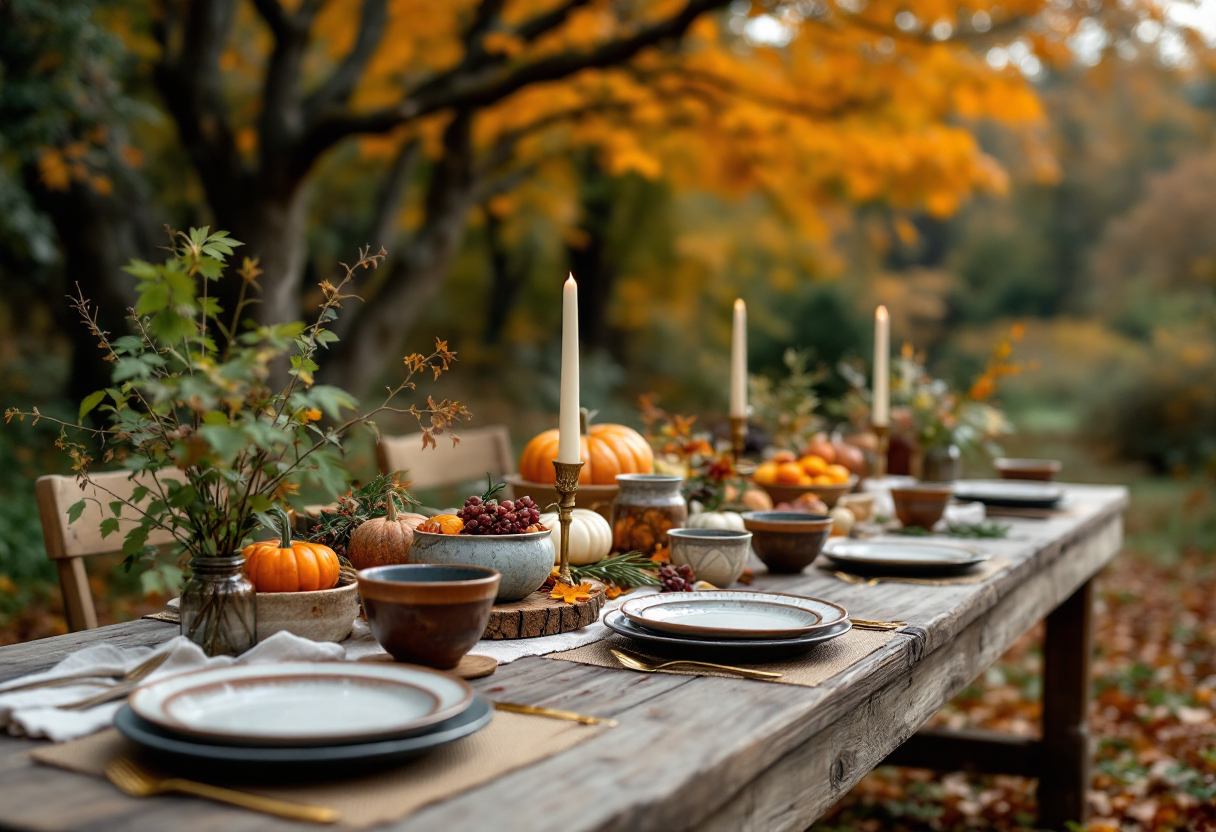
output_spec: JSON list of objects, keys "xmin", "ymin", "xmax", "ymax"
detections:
[
  {"xmin": 105, "ymin": 758, "xmax": 338, "ymax": 824},
  {"xmin": 5, "ymin": 652, "xmax": 168, "ymax": 696},
  {"xmin": 610, "ymin": 648, "xmax": 783, "ymax": 681},
  {"xmin": 57, "ymin": 653, "xmax": 172, "ymax": 711},
  {"xmin": 493, "ymin": 701, "xmax": 619, "ymax": 727}
]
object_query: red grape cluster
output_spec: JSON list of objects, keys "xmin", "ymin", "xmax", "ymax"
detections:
[
  {"xmin": 658, "ymin": 563, "xmax": 695, "ymax": 592},
  {"xmin": 458, "ymin": 494, "xmax": 542, "ymax": 535}
]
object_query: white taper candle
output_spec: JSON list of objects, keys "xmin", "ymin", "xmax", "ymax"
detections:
[
  {"xmin": 557, "ymin": 275, "xmax": 582, "ymax": 464},
  {"xmin": 729, "ymin": 299, "xmax": 747, "ymax": 419},
  {"xmin": 873, "ymin": 305, "xmax": 890, "ymax": 428}
]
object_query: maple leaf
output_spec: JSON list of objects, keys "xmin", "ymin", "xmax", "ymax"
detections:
[{"xmin": 550, "ymin": 582, "xmax": 593, "ymax": 605}]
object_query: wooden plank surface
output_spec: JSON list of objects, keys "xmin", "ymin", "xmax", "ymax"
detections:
[{"xmin": 0, "ymin": 485, "xmax": 1127, "ymax": 832}]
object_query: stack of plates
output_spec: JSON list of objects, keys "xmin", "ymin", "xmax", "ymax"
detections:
[
  {"xmin": 822, "ymin": 539, "xmax": 989, "ymax": 575},
  {"xmin": 605, "ymin": 591, "xmax": 851, "ymax": 661},
  {"xmin": 117, "ymin": 663, "xmax": 491, "ymax": 776},
  {"xmin": 952, "ymin": 480, "xmax": 1065, "ymax": 509}
]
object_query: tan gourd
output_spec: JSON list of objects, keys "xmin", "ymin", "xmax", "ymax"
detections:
[{"xmin": 347, "ymin": 498, "xmax": 427, "ymax": 569}]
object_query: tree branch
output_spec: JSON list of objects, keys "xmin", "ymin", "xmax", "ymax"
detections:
[
  {"xmin": 294, "ymin": 0, "xmax": 731, "ymax": 176},
  {"xmin": 516, "ymin": 0, "xmax": 593, "ymax": 42},
  {"xmin": 303, "ymin": 0, "xmax": 389, "ymax": 123}
]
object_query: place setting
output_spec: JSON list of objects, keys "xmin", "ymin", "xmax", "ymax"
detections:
[
  {"xmin": 547, "ymin": 589, "xmax": 901, "ymax": 687},
  {"xmin": 816, "ymin": 536, "xmax": 1009, "ymax": 587}
]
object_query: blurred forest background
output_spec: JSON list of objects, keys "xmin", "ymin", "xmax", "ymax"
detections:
[{"xmin": 2, "ymin": 1, "xmax": 1216, "ymax": 827}]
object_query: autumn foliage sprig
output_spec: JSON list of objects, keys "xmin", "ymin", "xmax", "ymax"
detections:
[{"xmin": 5, "ymin": 227, "xmax": 470, "ymax": 568}]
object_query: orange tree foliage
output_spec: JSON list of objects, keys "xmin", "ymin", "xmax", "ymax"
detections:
[{"xmin": 39, "ymin": 0, "xmax": 1174, "ymax": 391}]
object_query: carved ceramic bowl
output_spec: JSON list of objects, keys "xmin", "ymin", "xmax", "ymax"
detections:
[{"xmin": 667, "ymin": 528, "xmax": 753, "ymax": 587}]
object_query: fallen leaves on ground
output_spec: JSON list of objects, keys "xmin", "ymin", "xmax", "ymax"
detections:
[{"xmin": 812, "ymin": 552, "xmax": 1216, "ymax": 832}]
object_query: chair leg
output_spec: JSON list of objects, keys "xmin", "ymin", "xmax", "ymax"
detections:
[
  {"xmin": 1038, "ymin": 579, "xmax": 1093, "ymax": 829},
  {"xmin": 56, "ymin": 557, "xmax": 99, "ymax": 631}
]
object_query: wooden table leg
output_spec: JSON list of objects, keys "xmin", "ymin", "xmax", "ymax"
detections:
[{"xmin": 1038, "ymin": 578, "xmax": 1094, "ymax": 829}]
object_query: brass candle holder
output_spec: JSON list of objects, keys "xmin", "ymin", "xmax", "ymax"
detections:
[
  {"xmin": 729, "ymin": 416, "xmax": 748, "ymax": 463},
  {"xmin": 872, "ymin": 424, "xmax": 889, "ymax": 480},
  {"xmin": 552, "ymin": 459, "xmax": 585, "ymax": 585}
]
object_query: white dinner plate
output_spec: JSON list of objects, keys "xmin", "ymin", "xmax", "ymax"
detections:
[
  {"xmin": 822, "ymin": 539, "xmax": 990, "ymax": 572},
  {"xmin": 621, "ymin": 591, "xmax": 846, "ymax": 639},
  {"xmin": 129, "ymin": 662, "xmax": 473, "ymax": 747}
]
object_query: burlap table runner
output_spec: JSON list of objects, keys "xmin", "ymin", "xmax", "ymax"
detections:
[
  {"xmin": 31, "ymin": 711, "xmax": 603, "ymax": 829},
  {"xmin": 546, "ymin": 627, "xmax": 895, "ymax": 687},
  {"xmin": 815, "ymin": 556, "xmax": 1011, "ymax": 587}
]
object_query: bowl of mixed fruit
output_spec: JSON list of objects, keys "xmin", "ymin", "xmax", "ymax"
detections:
[{"xmin": 409, "ymin": 479, "xmax": 553, "ymax": 602}]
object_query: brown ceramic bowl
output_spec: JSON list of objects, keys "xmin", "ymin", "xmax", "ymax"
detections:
[
  {"xmin": 357, "ymin": 564, "xmax": 500, "ymax": 670},
  {"xmin": 891, "ymin": 484, "xmax": 954, "ymax": 530},
  {"xmin": 994, "ymin": 458, "xmax": 1062, "ymax": 482},
  {"xmin": 755, "ymin": 475, "xmax": 859, "ymax": 509},
  {"xmin": 741, "ymin": 511, "xmax": 833, "ymax": 574}
]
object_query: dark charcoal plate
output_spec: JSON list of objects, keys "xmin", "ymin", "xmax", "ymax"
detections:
[
  {"xmin": 952, "ymin": 481, "xmax": 1064, "ymax": 510},
  {"xmin": 603, "ymin": 610, "xmax": 851, "ymax": 661},
  {"xmin": 113, "ymin": 695, "xmax": 492, "ymax": 780}
]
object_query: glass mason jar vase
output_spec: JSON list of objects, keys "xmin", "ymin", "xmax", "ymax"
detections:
[
  {"xmin": 179, "ymin": 555, "xmax": 257, "ymax": 657},
  {"xmin": 611, "ymin": 474, "xmax": 688, "ymax": 557},
  {"xmin": 922, "ymin": 444, "xmax": 962, "ymax": 483}
]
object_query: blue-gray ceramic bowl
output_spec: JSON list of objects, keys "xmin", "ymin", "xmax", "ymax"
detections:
[{"xmin": 408, "ymin": 529, "xmax": 554, "ymax": 602}]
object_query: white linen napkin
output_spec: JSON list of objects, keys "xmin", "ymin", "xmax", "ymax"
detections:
[{"xmin": 0, "ymin": 630, "xmax": 343, "ymax": 742}]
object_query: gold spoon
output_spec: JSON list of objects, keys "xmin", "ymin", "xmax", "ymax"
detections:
[
  {"xmin": 609, "ymin": 648, "xmax": 783, "ymax": 681},
  {"xmin": 105, "ymin": 758, "xmax": 338, "ymax": 824}
]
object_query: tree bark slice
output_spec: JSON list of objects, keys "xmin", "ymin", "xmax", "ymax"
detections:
[{"xmin": 482, "ymin": 581, "xmax": 606, "ymax": 639}]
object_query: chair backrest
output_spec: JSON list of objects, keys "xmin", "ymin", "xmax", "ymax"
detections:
[
  {"xmin": 36, "ymin": 471, "xmax": 179, "ymax": 631},
  {"xmin": 376, "ymin": 425, "xmax": 515, "ymax": 492}
]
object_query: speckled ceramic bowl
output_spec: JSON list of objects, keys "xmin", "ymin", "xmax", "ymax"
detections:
[
  {"xmin": 254, "ymin": 578, "xmax": 359, "ymax": 643},
  {"xmin": 408, "ymin": 529, "xmax": 555, "ymax": 602},
  {"xmin": 741, "ymin": 511, "xmax": 833, "ymax": 574},
  {"xmin": 667, "ymin": 529, "xmax": 753, "ymax": 587}
]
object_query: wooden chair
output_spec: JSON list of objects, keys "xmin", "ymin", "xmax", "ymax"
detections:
[
  {"xmin": 375, "ymin": 425, "xmax": 515, "ymax": 492},
  {"xmin": 35, "ymin": 471, "xmax": 179, "ymax": 631}
]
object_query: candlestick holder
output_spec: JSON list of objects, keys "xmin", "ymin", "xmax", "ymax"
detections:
[
  {"xmin": 872, "ymin": 424, "xmax": 889, "ymax": 480},
  {"xmin": 552, "ymin": 460, "xmax": 585, "ymax": 585},
  {"xmin": 729, "ymin": 416, "xmax": 748, "ymax": 463}
]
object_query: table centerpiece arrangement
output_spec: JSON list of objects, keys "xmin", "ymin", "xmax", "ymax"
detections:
[{"xmin": 6, "ymin": 228, "xmax": 468, "ymax": 656}]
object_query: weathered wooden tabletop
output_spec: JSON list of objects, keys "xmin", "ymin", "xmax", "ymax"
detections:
[{"xmin": 0, "ymin": 484, "xmax": 1127, "ymax": 832}]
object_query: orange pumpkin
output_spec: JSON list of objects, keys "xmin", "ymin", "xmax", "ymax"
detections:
[
  {"xmin": 518, "ymin": 422, "xmax": 653, "ymax": 485},
  {"xmin": 418, "ymin": 514, "xmax": 464, "ymax": 535},
  {"xmin": 243, "ymin": 507, "xmax": 340, "ymax": 593}
]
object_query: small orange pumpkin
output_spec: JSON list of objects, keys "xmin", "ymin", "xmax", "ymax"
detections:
[
  {"xmin": 243, "ymin": 507, "xmax": 340, "ymax": 593},
  {"xmin": 418, "ymin": 514, "xmax": 464, "ymax": 535},
  {"xmin": 518, "ymin": 419, "xmax": 653, "ymax": 485}
]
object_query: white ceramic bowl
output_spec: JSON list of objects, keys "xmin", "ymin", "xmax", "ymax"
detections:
[{"xmin": 408, "ymin": 529, "xmax": 554, "ymax": 602}]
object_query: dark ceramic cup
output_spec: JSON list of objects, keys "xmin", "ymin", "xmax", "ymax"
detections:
[
  {"xmin": 357, "ymin": 564, "xmax": 500, "ymax": 669},
  {"xmin": 890, "ymin": 483, "xmax": 954, "ymax": 530},
  {"xmin": 741, "ymin": 511, "xmax": 833, "ymax": 574}
]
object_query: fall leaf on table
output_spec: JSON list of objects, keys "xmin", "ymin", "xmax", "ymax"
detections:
[
  {"xmin": 604, "ymin": 584, "xmax": 625, "ymax": 600},
  {"xmin": 650, "ymin": 546, "xmax": 670, "ymax": 564},
  {"xmin": 550, "ymin": 582, "xmax": 594, "ymax": 605}
]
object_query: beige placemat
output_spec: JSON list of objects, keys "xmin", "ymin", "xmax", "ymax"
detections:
[
  {"xmin": 546, "ymin": 627, "xmax": 895, "ymax": 687},
  {"xmin": 815, "ymin": 556, "xmax": 1011, "ymax": 587},
  {"xmin": 31, "ymin": 712, "xmax": 603, "ymax": 829}
]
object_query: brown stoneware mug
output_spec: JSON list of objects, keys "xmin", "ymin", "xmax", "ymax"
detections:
[
  {"xmin": 357, "ymin": 564, "xmax": 500, "ymax": 669},
  {"xmin": 890, "ymin": 483, "xmax": 955, "ymax": 530}
]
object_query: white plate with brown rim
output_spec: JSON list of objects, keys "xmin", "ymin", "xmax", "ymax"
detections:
[
  {"xmin": 129, "ymin": 662, "xmax": 473, "ymax": 747},
  {"xmin": 821, "ymin": 539, "xmax": 990, "ymax": 573},
  {"xmin": 620, "ymin": 591, "xmax": 846, "ymax": 640}
]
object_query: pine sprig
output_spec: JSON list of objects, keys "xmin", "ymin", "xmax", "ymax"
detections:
[
  {"xmin": 309, "ymin": 473, "xmax": 417, "ymax": 551},
  {"xmin": 570, "ymin": 551, "xmax": 661, "ymax": 589}
]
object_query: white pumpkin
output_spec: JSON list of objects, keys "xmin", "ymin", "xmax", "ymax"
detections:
[
  {"xmin": 685, "ymin": 511, "xmax": 747, "ymax": 532},
  {"xmin": 829, "ymin": 506, "xmax": 855, "ymax": 537},
  {"xmin": 539, "ymin": 508, "xmax": 612, "ymax": 566}
]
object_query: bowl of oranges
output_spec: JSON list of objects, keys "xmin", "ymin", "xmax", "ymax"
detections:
[{"xmin": 751, "ymin": 451, "xmax": 859, "ymax": 508}]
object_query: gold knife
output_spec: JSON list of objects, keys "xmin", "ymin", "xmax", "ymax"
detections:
[{"xmin": 492, "ymin": 701, "xmax": 618, "ymax": 727}]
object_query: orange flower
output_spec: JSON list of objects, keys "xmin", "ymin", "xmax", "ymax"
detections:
[
  {"xmin": 304, "ymin": 408, "xmax": 322, "ymax": 422},
  {"xmin": 551, "ymin": 582, "xmax": 594, "ymax": 604}
]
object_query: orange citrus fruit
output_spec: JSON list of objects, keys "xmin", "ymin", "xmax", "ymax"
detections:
[
  {"xmin": 826, "ymin": 464, "xmax": 851, "ymax": 484},
  {"xmin": 776, "ymin": 462, "xmax": 807, "ymax": 484}
]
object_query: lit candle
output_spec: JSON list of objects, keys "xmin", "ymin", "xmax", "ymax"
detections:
[
  {"xmin": 872, "ymin": 305, "xmax": 889, "ymax": 427},
  {"xmin": 730, "ymin": 299, "xmax": 747, "ymax": 419},
  {"xmin": 556, "ymin": 275, "xmax": 582, "ymax": 464}
]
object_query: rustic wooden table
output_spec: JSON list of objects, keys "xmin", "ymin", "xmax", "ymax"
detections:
[{"xmin": 0, "ymin": 484, "xmax": 1126, "ymax": 832}]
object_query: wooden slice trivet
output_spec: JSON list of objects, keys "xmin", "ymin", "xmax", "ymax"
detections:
[
  {"xmin": 356, "ymin": 652, "xmax": 498, "ymax": 679},
  {"xmin": 482, "ymin": 580, "xmax": 607, "ymax": 640}
]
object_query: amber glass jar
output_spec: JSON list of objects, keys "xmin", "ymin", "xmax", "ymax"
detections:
[{"xmin": 611, "ymin": 474, "xmax": 687, "ymax": 556}]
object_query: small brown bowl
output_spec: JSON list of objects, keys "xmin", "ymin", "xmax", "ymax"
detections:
[
  {"xmin": 891, "ymin": 484, "xmax": 954, "ymax": 530},
  {"xmin": 741, "ymin": 511, "xmax": 833, "ymax": 574},
  {"xmin": 995, "ymin": 458, "xmax": 1062, "ymax": 482},
  {"xmin": 755, "ymin": 474, "xmax": 859, "ymax": 509},
  {"xmin": 357, "ymin": 564, "xmax": 500, "ymax": 670}
]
